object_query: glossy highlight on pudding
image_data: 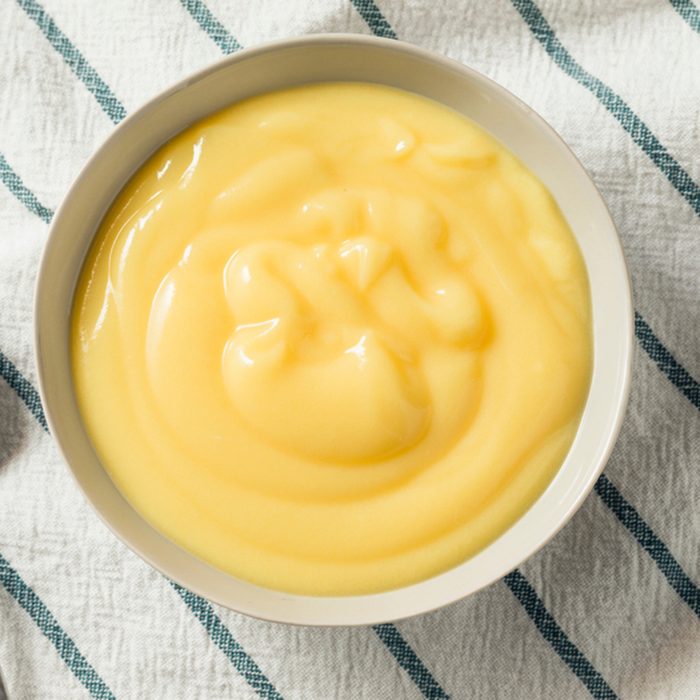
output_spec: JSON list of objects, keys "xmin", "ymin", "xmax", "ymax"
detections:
[{"xmin": 72, "ymin": 83, "xmax": 592, "ymax": 595}]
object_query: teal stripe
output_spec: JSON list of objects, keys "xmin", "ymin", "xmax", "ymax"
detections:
[
  {"xmin": 504, "ymin": 571, "xmax": 617, "ymax": 699},
  {"xmin": 635, "ymin": 312, "xmax": 700, "ymax": 412},
  {"xmin": 595, "ymin": 475, "xmax": 700, "ymax": 618},
  {"xmin": 178, "ymin": 0, "xmax": 241, "ymax": 54},
  {"xmin": 170, "ymin": 583, "xmax": 283, "ymax": 700},
  {"xmin": 0, "ymin": 354, "xmax": 58, "ymax": 442},
  {"xmin": 0, "ymin": 350, "xmax": 48, "ymax": 430},
  {"xmin": 15, "ymin": 0, "xmax": 126, "ymax": 124},
  {"xmin": 510, "ymin": 0, "xmax": 700, "ymax": 219},
  {"xmin": 0, "ymin": 551, "xmax": 115, "ymax": 699},
  {"xmin": 373, "ymin": 624, "xmax": 449, "ymax": 699},
  {"xmin": 669, "ymin": 0, "xmax": 700, "ymax": 33},
  {"xmin": 0, "ymin": 153, "xmax": 54, "ymax": 224},
  {"xmin": 350, "ymin": 0, "xmax": 397, "ymax": 39}
]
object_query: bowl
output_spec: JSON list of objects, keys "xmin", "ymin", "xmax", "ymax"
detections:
[{"xmin": 34, "ymin": 34, "xmax": 633, "ymax": 626}]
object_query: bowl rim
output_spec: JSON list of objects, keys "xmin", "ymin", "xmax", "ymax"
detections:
[{"xmin": 34, "ymin": 32, "xmax": 634, "ymax": 626}]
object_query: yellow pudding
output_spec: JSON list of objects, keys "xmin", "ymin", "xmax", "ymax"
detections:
[{"xmin": 72, "ymin": 83, "xmax": 591, "ymax": 595}]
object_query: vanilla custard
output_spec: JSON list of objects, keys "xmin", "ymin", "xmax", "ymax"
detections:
[{"xmin": 72, "ymin": 83, "xmax": 592, "ymax": 595}]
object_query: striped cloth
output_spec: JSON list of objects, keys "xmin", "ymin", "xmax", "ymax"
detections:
[{"xmin": 0, "ymin": 0, "xmax": 698, "ymax": 697}]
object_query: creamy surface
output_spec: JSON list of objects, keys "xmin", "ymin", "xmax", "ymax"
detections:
[{"xmin": 72, "ymin": 83, "xmax": 592, "ymax": 595}]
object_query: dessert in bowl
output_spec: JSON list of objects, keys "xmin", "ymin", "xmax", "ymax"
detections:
[{"xmin": 36, "ymin": 35, "xmax": 632, "ymax": 625}]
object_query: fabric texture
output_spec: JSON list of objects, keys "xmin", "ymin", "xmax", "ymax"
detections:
[{"xmin": 0, "ymin": 1, "xmax": 698, "ymax": 698}]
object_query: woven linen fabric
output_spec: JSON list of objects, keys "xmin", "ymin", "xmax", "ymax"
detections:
[{"xmin": 1, "ymin": 0, "xmax": 699, "ymax": 698}]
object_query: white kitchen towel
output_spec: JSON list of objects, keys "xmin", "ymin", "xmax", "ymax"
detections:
[{"xmin": 0, "ymin": 0, "xmax": 698, "ymax": 698}]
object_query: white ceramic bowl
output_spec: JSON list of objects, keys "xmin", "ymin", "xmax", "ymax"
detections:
[{"xmin": 35, "ymin": 34, "xmax": 633, "ymax": 626}]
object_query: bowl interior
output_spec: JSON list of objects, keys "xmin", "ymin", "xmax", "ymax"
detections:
[{"xmin": 35, "ymin": 35, "xmax": 632, "ymax": 626}]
